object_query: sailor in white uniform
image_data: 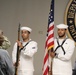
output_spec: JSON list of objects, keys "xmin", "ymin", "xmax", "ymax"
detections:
[
  {"xmin": 50, "ymin": 24, "xmax": 75, "ymax": 75},
  {"xmin": 12, "ymin": 26, "xmax": 38, "ymax": 75}
]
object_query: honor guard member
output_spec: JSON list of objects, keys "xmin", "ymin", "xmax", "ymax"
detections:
[
  {"xmin": 12, "ymin": 26, "xmax": 38, "ymax": 75},
  {"xmin": 0, "ymin": 30, "xmax": 11, "ymax": 50},
  {"xmin": 50, "ymin": 24, "xmax": 75, "ymax": 75}
]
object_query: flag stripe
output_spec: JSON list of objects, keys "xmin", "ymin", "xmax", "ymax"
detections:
[
  {"xmin": 47, "ymin": 33, "xmax": 54, "ymax": 43},
  {"xmin": 43, "ymin": 66, "xmax": 49, "ymax": 75},
  {"xmin": 48, "ymin": 24, "xmax": 54, "ymax": 32},
  {"xmin": 44, "ymin": 52, "xmax": 49, "ymax": 64},
  {"xmin": 48, "ymin": 41, "xmax": 54, "ymax": 50},
  {"xmin": 47, "ymin": 37, "xmax": 54, "ymax": 45}
]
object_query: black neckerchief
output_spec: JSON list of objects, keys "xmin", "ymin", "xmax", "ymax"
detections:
[{"xmin": 54, "ymin": 38, "xmax": 67, "ymax": 55}]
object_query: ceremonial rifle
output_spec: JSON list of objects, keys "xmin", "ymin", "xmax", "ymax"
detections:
[{"xmin": 14, "ymin": 23, "xmax": 21, "ymax": 75}]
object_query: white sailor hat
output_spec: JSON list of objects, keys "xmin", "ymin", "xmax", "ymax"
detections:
[
  {"xmin": 56, "ymin": 24, "xmax": 68, "ymax": 29},
  {"xmin": 21, "ymin": 27, "xmax": 32, "ymax": 32}
]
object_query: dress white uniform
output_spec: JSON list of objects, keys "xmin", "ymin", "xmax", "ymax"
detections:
[
  {"xmin": 12, "ymin": 39, "xmax": 38, "ymax": 75},
  {"xmin": 52, "ymin": 38, "xmax": 75, "ymax": 75}
]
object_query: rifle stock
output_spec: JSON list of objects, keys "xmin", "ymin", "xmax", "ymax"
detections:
[{"xmin": 14, "ymin": 23, "xmax": 21, "ymax": 75}]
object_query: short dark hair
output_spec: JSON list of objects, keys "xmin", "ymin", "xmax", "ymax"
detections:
[
  {"xmin": 0, "ymin": 36, "xmax": 4, "ymax": 46},
  {"xmin": 28, "ymin": 31, "xmax": 30, "ymax": 34}
]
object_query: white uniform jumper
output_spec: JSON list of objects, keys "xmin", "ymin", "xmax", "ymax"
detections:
[
  {"xmin": 12, "ymin": 40, "xmax": 37, "ymax": 75},
  {"xmin": 53, "ymin": 38, "xmax": 75, "ymax": 75}
]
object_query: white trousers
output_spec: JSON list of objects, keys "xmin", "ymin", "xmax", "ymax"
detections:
[{"xmin": 18, "ymin": 70, "xmax": 33, "ymax": 75}]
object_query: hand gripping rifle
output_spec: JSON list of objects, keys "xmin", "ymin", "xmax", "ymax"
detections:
[{"xmin": 15, "ymin": 23, "xmax": 21, "ymax": 75}]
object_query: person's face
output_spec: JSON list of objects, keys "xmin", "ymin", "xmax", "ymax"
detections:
[
  {"xmin": 57, "ymin": 29, "xmax": 66, "ymax": 38},
  {"xmin": 0, "ymin": 32, "xmax": 3, "ymax": 36},
  {"xmin": 21, "ymin": 30, "xmax": 30, "ymax": 40}
]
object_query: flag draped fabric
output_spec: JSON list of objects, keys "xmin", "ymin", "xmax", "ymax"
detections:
[{"xmin": 43, "ymin": 0, "xmax": 54, "ymax": 75}]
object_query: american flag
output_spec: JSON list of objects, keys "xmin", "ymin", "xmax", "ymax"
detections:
[{"xmin": 43, "ymin": 0, "xmax": 54, "ymax": 75}]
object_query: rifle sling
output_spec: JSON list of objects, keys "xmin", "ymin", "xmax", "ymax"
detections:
[{"xmin": 20, "ymin": 40, "xmax": 31, "ymax": 51}]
